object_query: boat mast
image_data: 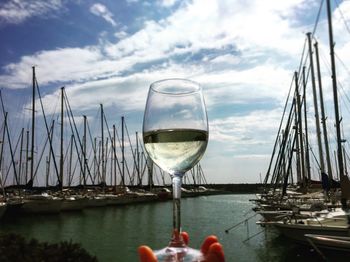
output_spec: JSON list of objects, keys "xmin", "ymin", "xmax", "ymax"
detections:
[
  {"xmin": 46, "ymin": 121, "xmax": 54, "ymax": 187},
  {"xmin": 59, "ymin": 87, "xmax": 64, "ymax": 189},
  {"xmin": 30, "ymin": 66, "xmax": 36, "ymax": 187},
  {"xmin": 0, "ymin": 113, "xmax": 6, "ymax": 181},
  {"xmin": 136, "ymin": 131, "xmax": 141, "ymax": 186},
  {"xmin": 271, "ymin": 96, "xmax": 295, "ymax": 191},
  {"xmin": 19, "ymin": 128, "xmax": 24, "ymax": 184},
  {"xmin": 113, "ymin": 124, "xmax": 117, "ymax": 188},
  {"xmin": 147, "ymin": 155, "xmax": 153, "ymax": 189},
  {"xmin": 314, "ymin": 41, "xmax": 333, "ymax": 181},
  {"xmin": 326, "ymin": 0, "xmax": 350, "ymax": 200},
  {"xmin": 302, "ymin": 66, "xmax": 311, "ymax": 184},
  {"xmin": 0, "ymin": 92, "xmax": 19, "ymax": 185},
  {"xmin": 121, "ymin": 116, "xmax": 125, "ymax": 186},
  {"xmin": 47, "ymin": 121, "xmax": 54, "ymax": 186},
  {"xmin": 83, "ymin": 115, "xmax": 87, "ymax": 186},
  {"xmin": 307, "ymin": 32, "xmax": 325, "ymax": 179},
  {"xmin": 293, "ymin": 72, "xmax": 302, "ymax": 184},
  {"xmin": 68, "ymin": 134, "xmax": 73, "ymax": 186},
  {"xmin": 93, "ymin": 137, "xmax": 97, "ymax": 184},
  {"xmin": 104, "ymin": 138, "xmax": 109, "ymax": 185},
  {"xmin": 101, "ymin": 104, "xmax": 105, "ymax": 185},
  {"xmin": 295, "ymin": 71, "xmax": 306, "ymax": 184}
]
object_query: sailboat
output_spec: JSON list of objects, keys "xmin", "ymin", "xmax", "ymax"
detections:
[
  {"xmin": 305, "ymin": 234, "xmax": 350, "ymax": 253},
  {"xmin": 255, "ymin": 0, "xmax": 350, "ymax": 249}
]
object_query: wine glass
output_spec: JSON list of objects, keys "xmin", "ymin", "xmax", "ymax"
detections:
[{"xmin": 143, "ymin": 79, "xmax": 209, "ymax": 261}]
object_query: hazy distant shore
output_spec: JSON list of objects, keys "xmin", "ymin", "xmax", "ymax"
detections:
[{"xmin": 3, "ymin": 183, "xmax": 263, "ymax": 195}]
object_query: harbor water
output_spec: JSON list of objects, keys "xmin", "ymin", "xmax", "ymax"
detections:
[{"xmin": 0, "ymin": 194, "xmax": 325, "ymax": 261}]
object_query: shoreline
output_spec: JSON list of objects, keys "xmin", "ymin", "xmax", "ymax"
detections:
[
  {"xmin": 0, "ymin": 184, "xmax": 263, "ymax": 217},
  {"xmin": 3, "ymin": 183, "xmax": 263, "ymax": 195}
]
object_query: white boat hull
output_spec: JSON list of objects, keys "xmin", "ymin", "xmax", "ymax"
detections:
[
  {"xmin": 266, "ymin": 221, "xmax": 350, "ymax": 243},
  {"xmin": 61, "ymin": 197, "xmax": 86, "ymax": 211},
  {"xmin": 305, "ymin": 234, "xmax": 350, "ymax": 252}
]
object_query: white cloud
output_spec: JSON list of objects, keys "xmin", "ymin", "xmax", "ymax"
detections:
[
  {"xmin": 114, "ymin": 30, "xmax": 128, "ymax": 39},
  {"xmin": 0, "ymin": 46, "xmax": 112, "ymax": 88},
  {"xmin": 2, "ymin": 0, "xmax": 350, "ymax": 184},
  {"xmin": 90, "ymin": 3, "xmax": 117, "ymax": 27},
  {"xmin": 0, "ymin": 0, "xmax": 63, "ymax": 25},
  {"xmin": 0, "ymin": 0, "xmax": 320, "ymax": 90},
  {"xmin": 158, "ymin": 0, "xmax": 178, "ymax": 8},
  {"xmin": 209, "ymin": 108, "xmax": 282, "ymax": 145}
]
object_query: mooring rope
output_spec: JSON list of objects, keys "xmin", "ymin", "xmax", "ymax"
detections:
[{"xmin": 224, "ymin": 213, "xmax": 257, "ymax": 233}]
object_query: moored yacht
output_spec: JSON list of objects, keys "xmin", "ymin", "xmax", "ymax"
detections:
[{"xmin": 21, "ymin": 193, "xmax": 62, "ymax": 214}]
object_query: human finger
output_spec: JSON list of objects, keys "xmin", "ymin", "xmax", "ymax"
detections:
[
  {"xmin": 200, "ymin": 235, "xmax": 219, "ymax": 255},
  {"xmin": 138, "ymin": 245, "xmax": 158, "ymax": 262},
  {"xmin": 205, "ymin": 242, "xmax": 225, "ymax": 262},
  {"xmin": 180, "ymin": 231, "xmax": 189, "ymax": 245}
]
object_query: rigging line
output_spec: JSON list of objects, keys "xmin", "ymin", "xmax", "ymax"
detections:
[
  {"xmin": 317, "ymin": 44, "xmax": 350, "ymax": 117},
  {"xmin": 3, "ymin": 127, "xmax": 22, "ymax": 185},
  {"xmin": 70, "ymin": 135, "xmax": 81, "ymax": 184},
  {"xmin": 34, "ymin": 85, "xmax": 60, "ymax": 152},
  {"xmin": 111, "ymin": 117, "xmax": 133, "ymax": 184},
  {"xmin": 85, "ymin": 108, "xmax": 99, "ymax": 143},
  {"xmin": 64, "ymin": 98, "xmax": 87, "ymax": 184},
  {"xmin": 35, "ymin": 79, "xmax": 60, "ymax": 182},
  {"xmin": 140, "ymin": 156, "xmax": 147, "ymax": 181},
  {"xmin": 85, "ymin": 117, "xmax": 100, "ymax": 184},
  {"xmin": 102, "ymin": 114, "xmax": 123, "ymax": 182},
  {"xmin": 270, "ymin": 92, "xmax": 297, "ymax": 186},
  {"xmin": 86, "ymin": 117, "xmax": 94, "ymax": 147},
  {"xmin": 264, "ymin": 72, "xmax": 296, "ymax": 184},
  {"xmin": 0, "ymin": 121, "xmax": 4, "ymax": 135},
  {"xmin": 308, "ymin": 142, "xmax": 321, "ymax": 170},
  {"xmin": 335, "ymin": 0, "xmax": 350, "ymax": 36},
  {"xmin": 64, "ymin": 134, "xmax": 73, "ymax": 186},
  {"xmin": 338, "ymin": 85, "xmax": 350, "ymax": 115},
  {"xmin": 297, "ymin": 37, "xmax": 309, "ymax": 76},
  {"xmin": 86, "ymin": 127, "xmax": 99, "ymax": 184},
  {"xmin": 91, "ymin": 108, "xmax": 101, "ymax": 139},
  {"xmin": 63, "ymin": 132, "xmax": 73, "ymax": 174},
  {"xmin": 124, "ymin": 122, "xmax": 141, "ymax": 178},
  {"xmin": 12, "ymin": 87, "xmax": 27, "ymax": 140},
  {"xmin": 113, "ymin": 121, "xmax": 123, "ymax": 154},
  {"xmin": 335, "ymin": 51, "xmax": 350, "ymax": 76},
  {"xmin": 138, "ymin": 140, "xmax": 150, "ymax": 180},
  {"xmin": 33, "ymin": 126, "xmax": 51, "ymax": 181},
  {"xmin": 63, "ymin": 93, "xmax": 94, "ymax": 184},
  {"xmin": 0, "ymin": 92, "xmax": 19, "ymax": 184},
  {"xmin": 312, "ymin": 0, "xmax": 325, "ymax": 36}
]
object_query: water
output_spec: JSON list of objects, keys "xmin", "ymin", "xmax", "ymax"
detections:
[{"xmin": 0, "ymin": 194, "xmax": 326, "ymax": 261}]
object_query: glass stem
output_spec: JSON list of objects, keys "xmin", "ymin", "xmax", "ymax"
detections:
[{"xmin": 171, "ymin": 175, "xmax": 185, "ymax": 246}]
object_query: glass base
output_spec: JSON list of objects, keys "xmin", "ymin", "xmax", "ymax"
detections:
[{"xmin": 154, "ymin": 246, "xmax": 203, "ymax": 262}]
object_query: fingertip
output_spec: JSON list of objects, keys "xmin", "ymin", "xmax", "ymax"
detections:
[
  {"xmin": 138, "ymin": 245, "xmax": 158, "ymax": 262},
  {"xmin": 206, "ymin": 242, "xmax": 225, "ymax": 262},
  {"xmin": 181, "ymin": 231, "xmax": 189, "ymax": 245},
  {"xmin": 201, "ymin": 235, "xmax": 218, "ymax": 255},
  {"xmin": 208, "ymin": 242, "xmax": 224, "ymax": 254}
]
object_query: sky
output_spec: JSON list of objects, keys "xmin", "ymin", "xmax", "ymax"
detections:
[{"xmin": 1, "ymin": 0, "xmax": 350, "ymax": 186}]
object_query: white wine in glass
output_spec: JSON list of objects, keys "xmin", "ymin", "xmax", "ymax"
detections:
[{"xmin": 143, "ymin": 79, "xmax": 208, "ymax": 261}]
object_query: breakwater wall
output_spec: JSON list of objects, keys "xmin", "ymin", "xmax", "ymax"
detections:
[
  {"xmin": 132, "ymin": 183, "xmax": 264, "ymax": 194},
  {"xmin": 5, "ymin": 183, "xmax": 264, "ymax": 195},
  {"xmin": 204, "ymin": 183, "xmax": 264, "ymax": 194}
]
